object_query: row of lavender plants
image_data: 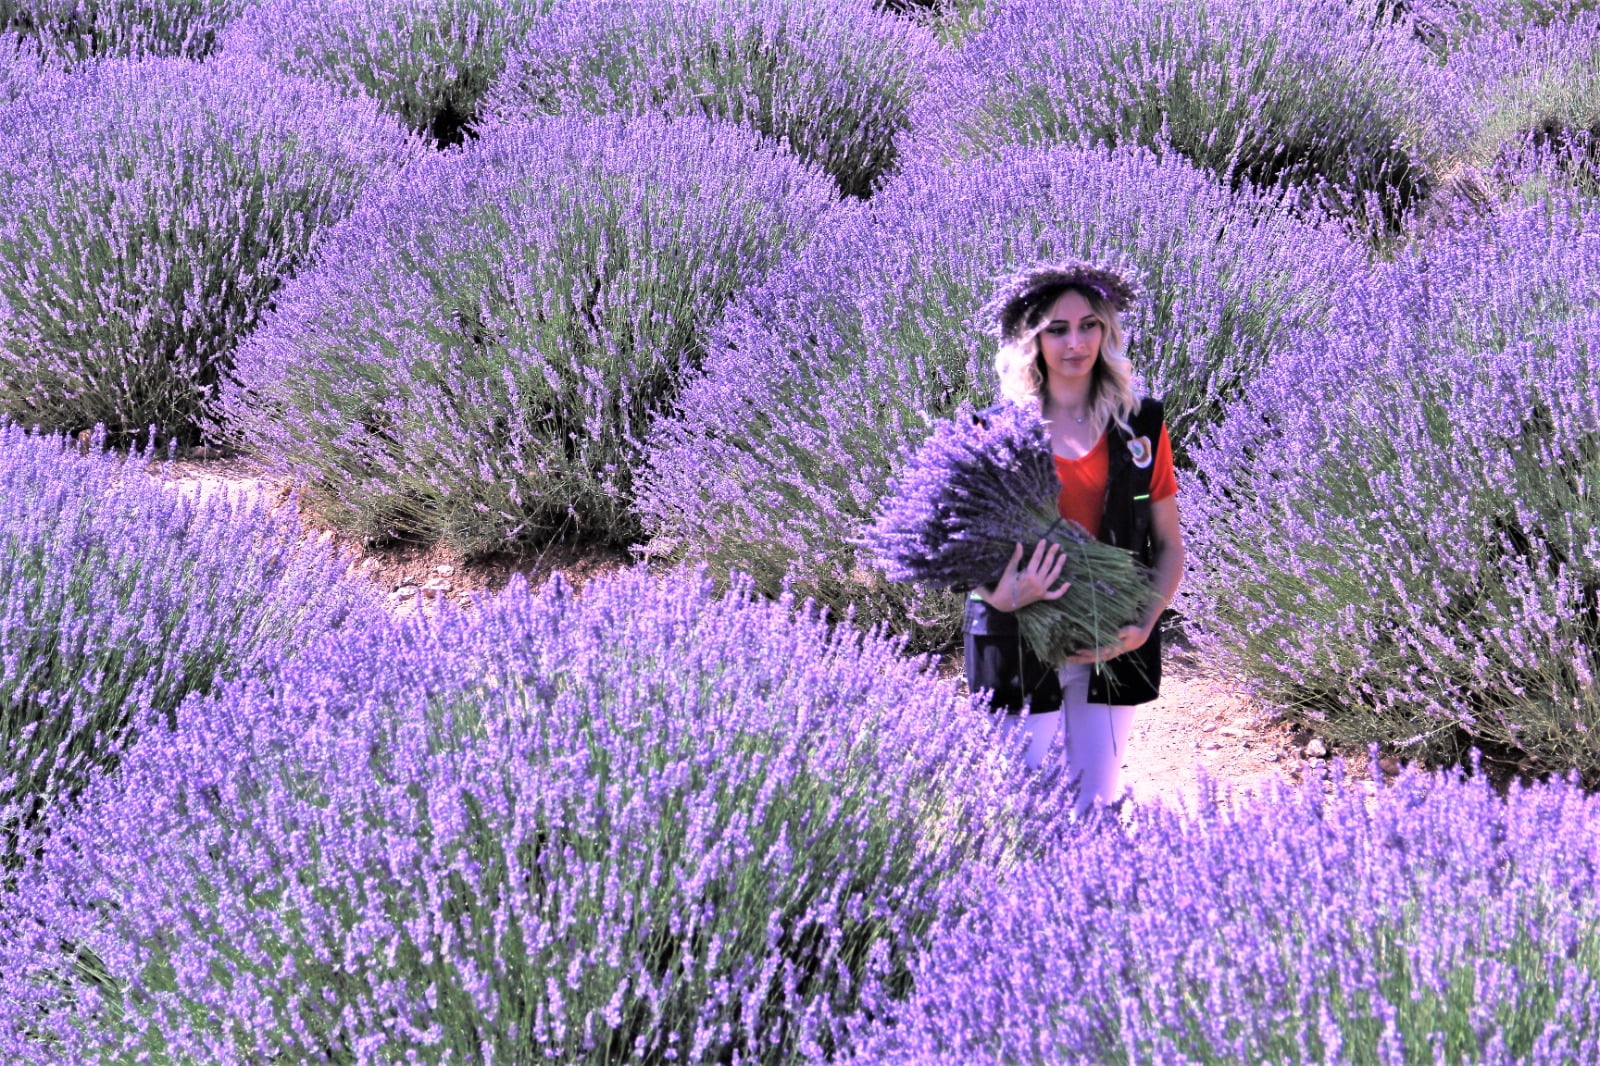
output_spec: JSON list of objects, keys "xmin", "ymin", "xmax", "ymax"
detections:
[
  {"xmin": 0, "ymin": 0, "xmax": 1597, "ymax": 772},
  {"xmin": 3, "ymin": 0, "xmax": 1595, "ymax": 449},
  {"xmin": 2, "ymin": 456, "xmax": 1598, "ymax": 1060}
]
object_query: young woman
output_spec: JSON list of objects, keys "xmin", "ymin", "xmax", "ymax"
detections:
[{"xmin": 964, "ymin": 260, "xmax": 1185, "ymax": 818}]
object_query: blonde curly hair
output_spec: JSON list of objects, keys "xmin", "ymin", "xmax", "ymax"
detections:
[{"xmin": 993, "ymin": 282, "xmax": 1139, "ymax": 438}]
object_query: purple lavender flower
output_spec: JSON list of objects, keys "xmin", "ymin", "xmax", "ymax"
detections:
[
  {"xmin": 220, "ymin": 0, "xmax": 554, "ymax": 146},
  {"xmin": 0, "ymin": 423, "xmax": 381, "ymax": 860},
  {"xmin": 1429, "ymin": 9, "xmax": 1600, "ymax": 206},
  {"xmin": 219, "ymin": 111, "xmax": 837, "ymax": 556},
  {"xmin": 865, "ymin": 402, "xmax": 1156, "ymax": 663},
  {"xmin": 0, "ymin": 53, "xmax": 424, "ymax": 447},
  {"xmin": 849, "ymin": 756, "xmax": 1600, "ymax": 1063},
  {"xmin": 0, "ymin": 565, "xmax": 1055, "ymax": 1063},
  {"xmin": 907, "ymin": 0, "xmax": 1445, "ymax": 239},
  {"xmin": 1404, "ymin": 0, "xmax": 1598, "ymax": 56},
  {"xmin": 479, "ymin": 0, "xmax": 939, "ymax": 197}
]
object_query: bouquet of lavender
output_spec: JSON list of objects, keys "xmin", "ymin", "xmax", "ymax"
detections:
[{"xmin": 865, "ymin": 402, "xmax": 1158, "ymax": 664}]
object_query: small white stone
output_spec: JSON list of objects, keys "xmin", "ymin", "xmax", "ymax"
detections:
[
  {"xmin": 433, "ymin": 564, "xmax": 455, "ymax": 576},
  {"xmin": 391, "ymin": 584, "xmax": 419, "ymax": 599},
  {"xmin": 1304, "ymin": 738, "xmax": 1328, "ymax": 758}
]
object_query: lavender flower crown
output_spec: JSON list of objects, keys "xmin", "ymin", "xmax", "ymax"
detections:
[{"xmin": 978, "ymin": 258, "xmax": 1143, "ymax": 343}]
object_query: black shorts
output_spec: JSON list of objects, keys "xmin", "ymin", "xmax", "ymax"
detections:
[{"xmin": 961, "ymin": 594, "xmax": 1064, "ymax": 715}]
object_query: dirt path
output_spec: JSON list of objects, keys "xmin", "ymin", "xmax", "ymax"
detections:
[{"xmin": 154, "ymin": 453, "xmax": 1315, "ymax": 810}]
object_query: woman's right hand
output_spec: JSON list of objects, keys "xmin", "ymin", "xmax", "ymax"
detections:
[{"xmin": 974, "ymin": 539, "xmax": 1072, "ymax": 612}]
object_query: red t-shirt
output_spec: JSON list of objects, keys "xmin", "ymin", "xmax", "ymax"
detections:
[{"xmin": 1053, "ymin": 423, "xmax": 1177, "ymax": 541}]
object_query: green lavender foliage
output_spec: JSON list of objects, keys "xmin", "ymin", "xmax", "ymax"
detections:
[
  {"xmin": 220, "ymin": 0, "xmax": 556, "ymax": 146},
  {"xmin": 218, "ymin": 113, "xmax": 838, "ymax": 555},
  {"xmin": 1400, "ymin": 0, "xmax": 1600, "ymax": 57},
  {"xmin": 0, "ymin": 0, "xmax": 249, "ymax": 64},
  {"xmin": 0, "ymin": 29, "xmax": 64, "ymax": 100},
  {"xmin": 1439, "ymin": 11, "xmax": 1600, "ymax": 202},
  {"xmin": 0, "ymin": 567, "xmax": 1056, "ymax": 1063},
  {"xmin": 479, "ymin": 0, "xmax": 940, "ymax": 197},
  {"xmin": 911, "ymin": 0, "xmax": 1446, "ymax": 241},
  {"xmin": 851, "ymin": 757, "xmax": 1600, "ymax": 1064},
  {"xmin": 864, "ymin": 404, "xmax": 1156, "ymax": 662}
]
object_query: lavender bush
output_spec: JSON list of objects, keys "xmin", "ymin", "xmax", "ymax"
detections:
[
  {"xmin": 0, "ymin": 423, "xmax": 379, "ymax": 860},
  {"xmin": 0, "ymin": 0, "xmax": 248, "ymax": 63},
  {"xmin": 865, "ymin": 403, "xmax": 1156, "ymax": 663},
  {"xmin": 221, "ymin": 113, "xmax": 836, "ymax": 556},
  {"xmin": 638, "ymin": 143, "xmax": 1361, "ymax": 652},
  {"xmin": 908, "ymin": 0, "xmax": 1444, "ymax": 239},
  {"xmin": 0, "ymin": 54, "xmax": 422, "ymax": 447},
  {"xmin": 1185, "ymin": 201, "xmax": 1600, "ymax": 777},
  {"xmin": 0, "ymin": 566, "xmax": 1051, "ymax": 1064},
  {"xmin": 852, "ymin": 757, "xmax": 1600, "ymax": 1064},
  {"xmin": 1435, "ymin": 10, "xmax": 1600, "ymax": 202},
  {"xmin": 221, "ymin": 0, "xmax": 553, "ymax": 146},
  {"xmin": 479, "ymin": 0, "xmax": 939, "ymax": 197}
]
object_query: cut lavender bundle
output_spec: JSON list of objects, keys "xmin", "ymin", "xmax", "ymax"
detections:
[{"xmin": 865, "ymin": 402, "xmax": 1157, "ymax": 664}]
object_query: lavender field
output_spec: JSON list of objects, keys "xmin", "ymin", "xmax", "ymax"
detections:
[{"xmin": 1, "ymin": 0, "xmax": 1598, "ymax": 1061}]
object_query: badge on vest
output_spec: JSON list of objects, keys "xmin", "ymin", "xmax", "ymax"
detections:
[{"xmin": 1128, "ymin": 435, "xmax": 1153, "ymax": 469}]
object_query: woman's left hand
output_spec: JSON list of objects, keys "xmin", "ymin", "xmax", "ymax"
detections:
[{"xmin": 1063, "ymin": 621, "xmax": 1152, "ymax": 665}]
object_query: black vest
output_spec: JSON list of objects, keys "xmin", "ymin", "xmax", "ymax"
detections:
[{"xmin": 962, "ymin": 397, "xmax": 1167, "ymax": 708}]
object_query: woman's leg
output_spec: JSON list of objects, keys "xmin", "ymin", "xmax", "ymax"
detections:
[
  {"xmin": 1056, "ymin": 663, "xmax": 1138, "ymax": 817},
  {"xmin": 996, "ymin": 709, "xmax": 1062, "ymax": 771}
]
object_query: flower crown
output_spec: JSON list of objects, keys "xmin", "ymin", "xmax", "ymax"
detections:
[{"xmin": 978, "ymin": 259, "xmax": 1143, "ymax": 343}]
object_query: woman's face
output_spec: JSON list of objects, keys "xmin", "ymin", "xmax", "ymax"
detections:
[{"xmin": 1035, "ymin": 288, "xmax": 1102, "ymax": 385}]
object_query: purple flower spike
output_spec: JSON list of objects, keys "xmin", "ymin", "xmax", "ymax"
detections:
[
  {"xmin": 1, "ymin": 0, "xmax": 250, "ymax": 64},
  {"xmin": 0, "ymin": 31, "xmax": 66, "ymax": 103},
  {"xmin": 849, "ymin": 758, "xmax": 1600, "ymax": 1063},
  {"xmin": 220, "ymin": 0, "xmax": 555, "ymax": 146},
  {"xmin": 1426, "ymin": 9, "xmax": 1600, "ymax": 213},
  {"xmin": 1405, "ymin": 0, "xmax": 1597, "ymax": 57},
  {"xmin": 1186, "ymin": 200, "xmax": 1600, "ymax": 777},
  {"xmin": 907, "ymin": 0, "xmax": 1446, "ymax": 240}
]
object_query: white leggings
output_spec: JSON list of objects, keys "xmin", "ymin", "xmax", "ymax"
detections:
[{"xmin": 998, "ymin": 662, "xmax": 1137, "ymax": 818}]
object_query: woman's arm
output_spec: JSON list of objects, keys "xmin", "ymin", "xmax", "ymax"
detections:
[
  {"xmin": 1063, "ymin": 494, "xmax": 1185, "ymax": 663},
  {"xmin": 1137, "ymin": 495, "xmax": 1185, "ymax": 630}
]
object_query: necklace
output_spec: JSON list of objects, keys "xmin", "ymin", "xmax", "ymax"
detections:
[{"xmin": 1043, "ymin": 402, "xmax": 1091, "ymax": 426}]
